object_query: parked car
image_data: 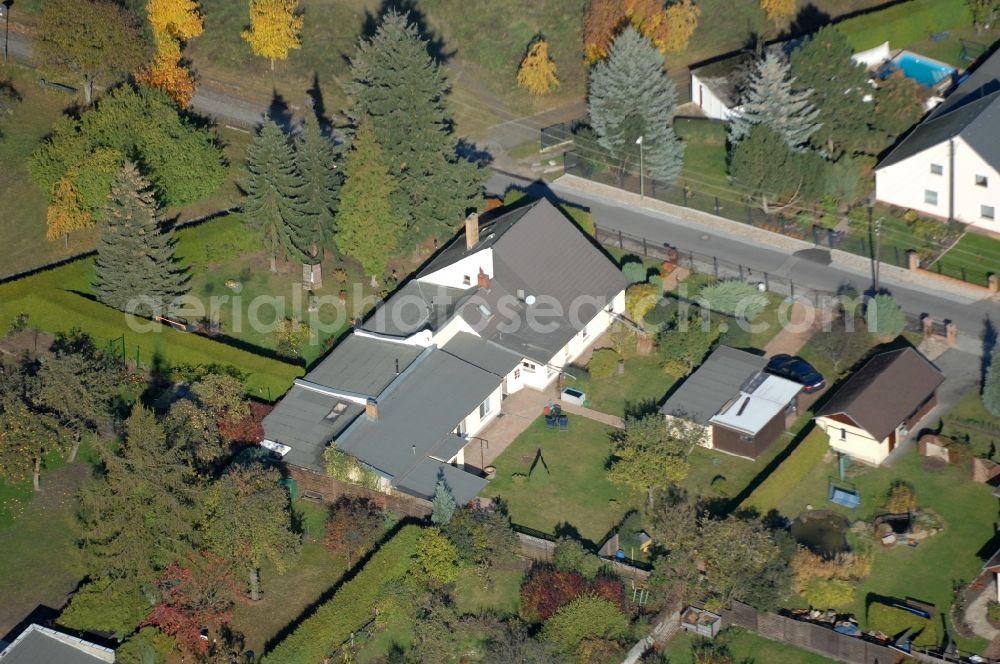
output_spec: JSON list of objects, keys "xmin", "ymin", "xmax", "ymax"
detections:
[{"xmin": 765, "ymin": 354, "xmax": 826, "ymax": 393}]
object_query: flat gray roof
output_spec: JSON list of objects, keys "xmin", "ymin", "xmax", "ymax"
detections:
[
  {"xmin": 0, "ymin": 625, "xmax": 114, "ymax": 664},
  {"xmin": 305, "ymin": 333, "xmax": 423, "ymax": 397},
  {"xmin": 659, "ymin": 346, "xmax": 767, "ymax": 425}
]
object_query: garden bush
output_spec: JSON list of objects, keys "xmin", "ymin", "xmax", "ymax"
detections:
[
  {"xmin": 884, "ymin": 481, "xmax": 917, "ymax": 514},
  {"xmin": 742, "ymin": 428, "xmax": 828, "ymax": 513},
  {"xmin": 866, "ymin": 294, "xmax": 905, "ymax": 338},
  {"xmin": 867, "ymin": 602, "xmax": 939, "ymax": 648},
  {"xmin": 622, "ymin": 261, "xmax": 647, "ymax": 284},
  {"xmin": 521, "ymin": 569, "xmax": 587, "ymax": 621},
  {"xmin": 625, "ymin": 283, "xmax": 659, "ymax": 322},
  {"xmin": 261, "ymin": 525, "xmax": 422, "ymax": 664},
  {"xmin": 588, "ymin": 348, "xmax": 620, "ymax": 380},
  {"xmin": 541, "ymin": 596, "xmax": 629, "ymax": 654},
  {"xmin": 698, "ymin": 280, "xmax": 767, "ymax": 321}
]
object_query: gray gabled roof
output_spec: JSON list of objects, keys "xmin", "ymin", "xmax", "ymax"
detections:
[
  {"xmin": 0, "ymin": 625, "xmax": 114, "ymax": 664},
  {"xmin": 659, "ymin": 346, "xmax": 767, "ymax": 425},
  {"xmin": 878, "ymin": 91, "xmax": 1000, "ymax": 169},
  {"xmin": 816, "ymin": 347, "xmax": 944, "ymax": 442},
  {"xmin": 361, "ymin": 281, "xmax": 471, "ymax": 337},
  {"xmin": 926, "ymin": 47, "xmax": 1000, "ymax": 120},
  {"xmin": 395, "ymin": 457, "xmax": 488, "ymax": 506}
]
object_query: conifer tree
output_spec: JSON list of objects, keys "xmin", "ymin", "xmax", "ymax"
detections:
[
  {"xmin": 588, "ymin": 28, "xmax": 684, "ymax": 185},
  {"xmin": 517, "ymin": 39, "xmax": 559, "ymax": 95},
  {"xmin": 293, "ymin": 115, "xmax": 342, "ymax": 263},
  {"xmin": 350, "ymin": 11, "xmax": 483, "ymax": 243},
  {"xmin": 242, "ymin": 0, "xmax": 303, "ymax": 71},
  {"xmin": 431, "ymin": 476, "xmax": 457, "ymax": 525},
  {"xmin": 242, "ymin": 119, "xmax": 309, "ymax": 272},
  {"xmin": 93, "ymin": 162, "xmax": 188, "ymax": 317},
  {"xmin": 335, "ymin": 116, "xmax": 401, "ymax": 280},
  {"xmin": 728, "ymin": 50, "xmax": 820, "ymax": 150}
]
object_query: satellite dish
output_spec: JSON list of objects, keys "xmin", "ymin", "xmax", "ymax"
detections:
[{"xmin": 525, "ymin": 294, "xmax": 537, "ymax": 305}]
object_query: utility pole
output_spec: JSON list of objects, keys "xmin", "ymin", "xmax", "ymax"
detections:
[
  {"xmin": 0, "ymin": 1, "xmax": 10, "ymax": 65},
  {"xmin": 635, "ymin": 135, "xmax": 644, "ymax": 199},
  {"xmin": 873, "ymin": 216, "xmax": 884, "ymax": 293}
]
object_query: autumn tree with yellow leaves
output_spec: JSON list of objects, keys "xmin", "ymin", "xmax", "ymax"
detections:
[
  {"xmin": 761, "ymin": 0, "xmax": 797, "ymax": 24},
  {"xmin": 147, "ymin": 0, "xmax": 204, "ymax": 41},
  {"xmin": 46, "ymin": 177, "xmax": 94, "ymax": 246},
  {"xmin": 134, "ymin": 38, "xmax": 196, "ymax": 108},
  {"xmin": 517, "ymin": 38, "xmax": 559, "ymax": 95},
  {"xmin": 583, "ymin": 0, "xmax": 701, "ymax": 63},
  {"xmin": 242, "ymin": 0, "xmax": 303, "ymax": 71}
]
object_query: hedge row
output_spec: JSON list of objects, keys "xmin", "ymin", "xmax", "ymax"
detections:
[
  {"xmin": 261, "ymin": 525, "xmax": 422, "ymax": 664},
  {"xmin": 837, "ymin": 0, "xmax": 971, "ymax": 53},
  {"xmin": 742, "ymin": 428, "xmax": 828, "ymax": 514},
  {"xmin": 867, "ymin": 602, "xmax": 939, "ymax": 648},
  {"xmin": 0, "ymin": 260, "xmax": 302, "ymax": 399}
]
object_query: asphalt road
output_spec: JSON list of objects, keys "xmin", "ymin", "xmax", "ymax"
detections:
[{"xmin": 487, "ymin": 172, "xmax": 998, "ymax": 355}]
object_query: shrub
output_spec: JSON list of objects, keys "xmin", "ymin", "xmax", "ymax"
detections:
[
  {"xmin": 413, "ymin": 527, "xmax": 460, "ymax": 587},
  {"xmin": 521, "ymin": 569, "xmax": 586, "ymax": 621},
  {"xmin": 553, "ymin": 538, "xmax": 603, "ymax": 580},
  {"xmin": 116, "ymin": 627, "xmax": 177, "ymax": 664},
  {"xmin": 803, "ymin": 578, "xmax": 855, "ymax": 609},
  {"xmin": 261, "ymin": 526, "xmax": 421, "ymax": 663},
  {"xmin": 625, "ymin": 282, "xmax": 659, "ymax": 322},
  {"xmin": 742, "ymin": 429, "xmax": 828, "ymax": 513},
  {"xmin": 866, "ymin": 294, "xmax": 905, "ymax": 338},
  {"xmin": 884, "ymin": 481, "xmax": 917, "ymax": 513},
  {"xmin": 988, "ymin": 601, "xmax": 1000, "ymax": 624},
  {"xmin": 588, "ymin": 348, "xmax": 620, "ymax": 379},
  {"xmin": 649, "ymin": 273, "xmax": 663, "ymax": 293},
  {"xmin": 58, "ymin": 578, "xmax": 150, "ymax": 638},
  {"xmin": 541, "ymin": 596, "xmax": 629, "ymax": 654},
  {"xmin": 622, "ymin": 261, "xmax": 646, "ymax": 284},
  {"xmin": 867, "ymin": 602, "xmax": 939, "ymax": 648},
  {"xmin": 698, "ymin": 280, "xmax": 768, "ymax": 321}
]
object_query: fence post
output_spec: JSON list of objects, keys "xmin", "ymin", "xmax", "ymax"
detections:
[
  {"xmin": 739, "ymin": 264, "xmax": 744, "ymax": 280},
  {"xmin": 791, "ymin": 281, "xmax": 795, "ymax": 299},
  {"xmin": 683, "ymin": 186, "xmax": 688, "ymax": 207},
  {"xmin": 746, "ymin": 206, "xmax": 752, "ymax": 225},
  {"xmin": 642, "ymin": 237, "xmax": 648, "ymax": 257},
  {"xmin": 764, "ymin": 272, "xmax": 770, "ymax": 291},
  {"xmin": 714, "ymin": 197, "xmax": 720, "ymax": 215},
  {"xmin": 618, "ymin": 229, "xmax": 623, "ymax": 249},
  {"xmin": 713, "ymin": 256, "xmax": 719, "ymax": 278}
]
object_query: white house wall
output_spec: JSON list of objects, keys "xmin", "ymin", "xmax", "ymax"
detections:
[
  {"xmin": 815, "ymin": 416, "xmax": 892, "ymax": 466},
  {"xmin": 418, "ymin": 249, "xmax": 494, "ymax": 289},
  {"xmin": 431, "ymin": 313, "xmax": 479, "ymax": 347},
  {"xmin": 876, "ymin": 138, "xmax": 1000, "ymax": 230},
  {"xmin": 690, "ymin": 73, "xmax": 735, "ymax": 121}
]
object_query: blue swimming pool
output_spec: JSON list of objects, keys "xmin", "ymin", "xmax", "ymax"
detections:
[{"xmin": 888, "ymin": 51, "xmax": 955, "ymax": 87}]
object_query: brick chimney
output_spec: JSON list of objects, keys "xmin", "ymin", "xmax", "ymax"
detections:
[
  {"xmin": 365, "ymin": 397, "xmax": 378, "ymax": 421},
  {"xmin": 465, "ymin": 212, "xmax": 480, "ymax": 250},
  {"xmin": 477, "ymin": 267, "xmax": 491, "ymax": 290}
]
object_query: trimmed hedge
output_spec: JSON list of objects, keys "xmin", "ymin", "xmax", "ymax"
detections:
[
  {"xmin": 837, "ymin": 0, "xmax": 971, "ymax": 52},
  {"xmin": 742, "ymin": 428, "xmax": 828, "ymax": 513},
  {"xmin": 867, "ymin": 602, "xmax": 939, "ymax": 648},
  {"xmin": 261, "ymin": 525, "xmax": 422, "ymax": 664}
]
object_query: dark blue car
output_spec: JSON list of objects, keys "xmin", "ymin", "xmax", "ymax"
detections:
[{"xmin": 765, "ymin": 354, "xmax": 826, "ymax": 393}]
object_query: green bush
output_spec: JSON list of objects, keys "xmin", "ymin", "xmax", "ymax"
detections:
[
  {"xmin": 588, "ymin": 348, "xmax": 620, "ymax": 380},
  {"xmin": 541, "ymin": 596, "xmax": 629, "ymax": 654},
  {"xmin": 867, "ymin": 602, "xmax": 939, "ymax": 648},
  {"xmin": 866, "ymin": 294, "xmax": 905, "ymax": 338},
  {"xmin": 553, "ymin": 537, "xmax": 603, "ymax": 580},
  {"xmin": 116, "ymin": 627, "xmax": 177, "ymax": 664},
  {"xmin": 58, "ymin": 578, "xmax": 150, "ymax": 638},
  {"xmin": 698, "ymin": 280, "xmax": 768, "ymax": 321},
  {"xmin": 743, "ymin": 428, "xmax": 828, "ymax": 513},
  {"xmin": 625, "ymin": 283, "xmax": 659, "ymax": 322},
  {"xmin": 262, "ymin": 525, "xmax": 422, "ymax": 664},
  {"xmin": 622, "ymin": 261, "xmax": 646, "ymax": 284}
]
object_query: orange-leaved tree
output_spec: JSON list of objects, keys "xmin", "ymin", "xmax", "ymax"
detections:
[
  {"xmin": 583, "ymin": 0, "xmax": 627, "ymax": 63},
  {"xmin": 147, "ymin": 0, "xmax": 204, "ymax": 42},
  {"xmin": 134, "ymin": 38, "xmax": 196, "ymax": 108},
  {"xmin": 46, "ymin": 177, "xmax": 94, "ymax": 245},
  {"xmin": 241, "ymin": 0, "xmax": 303, "ymax": 71},
  {"xmin": 761, "ymin": 0, "xmax": 797, "ymax": 24},
  {"xmin": 517, "ymin": 38, "xmax": 560, "ymax": 95},
  {"xmin": 585, "ymin": 0, "xmax": 701, "ymax": 62}
]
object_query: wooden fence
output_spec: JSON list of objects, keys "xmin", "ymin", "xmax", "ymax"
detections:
[{"xmin": 286, "ymin": 465, "xmax": 433, "ymax": 519}]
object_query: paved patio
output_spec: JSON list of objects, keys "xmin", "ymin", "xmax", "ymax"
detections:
[
  {"xmin": 463, "ymin": 388, "xmax": 550, "ymax": 472},
  {"xmin": 965, "ymin": 576, "xmax": 1000, "ymax": 641}
]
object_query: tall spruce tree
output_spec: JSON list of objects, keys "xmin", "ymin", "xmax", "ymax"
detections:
[
  {"xmin": 588, "ymin": 27, "xmax": 684, "ymax": 186},
  {"xmin": 93, "ymin": 162, "xmax": 188, "ymax": 317},
  {"xmin": 293, "ymin": 115, "xmax": 342, "ymax": 263},
  {"xmin": 790, "ymin": 26, "xmax": 873, "ymax": 159},
  {"xmin": 728, "ymin": 50, "xmax": 821, "ymax": 150},
  {"xmin": 336, "ymin": 116, "xmax": 401, "ymax": 280},
  {"xmin": 349, "ymin": 10, "xmax": 483, "ymax": 243},
  {"xmin": 242, "ymin": 119, "xmax": 310, "ymax": 272}
]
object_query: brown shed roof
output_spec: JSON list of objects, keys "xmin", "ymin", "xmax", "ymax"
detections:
[{"xmin": 815, "ymin": 347, "xmax": 944, "ymax": 442}]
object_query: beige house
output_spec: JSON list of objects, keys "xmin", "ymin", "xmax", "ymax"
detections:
[
  {"xmin": 814, "ymin": 347, "xmax": 943, "ymax": 466},
  {"xmin": 875, "ymin": 50, "xmax": 1000, "ymax": 230}
]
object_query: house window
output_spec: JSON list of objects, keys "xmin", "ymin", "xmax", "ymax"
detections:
[
  {"xmin": 840, "ymin": 428, "xmax": 847, "ymax": 440},
  {"xmin": 522, "ymin": 361, "xmax": 536, "ymax": 373},
  {"xmin": 581, "ymin": 326, "xmax": 589, "ymax": 340},
  {"xmin": 983, "ymin": 205, "xmax": 996, "ymax": 220},
  {"xmin": 976, "ymin": 174, "xmax": 989, "ymax": 187},
  {"xmin": 924, "ymin": 190, "xmax": 938, "ymax": 206},
  {"xmin": 513, "ymin": 368, "xmax": 521, "ymax": 380},
  {"xmin": 462, "ymin": 274, "xmax": 471, "ymax": 286},
  {"xmin": 479, "ymin": 397, "xmax": 492, "ymax": 419},
  {"xmin": 325, "ymin": 401, "xmax": 348, "ymax": 420},
  {"xmin": 930, "ymin": 163, "xmax": 943, "ymax": 175}
]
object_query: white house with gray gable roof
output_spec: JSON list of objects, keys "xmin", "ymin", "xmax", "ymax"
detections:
[{"xmin": 262, "ymin": 199, "xmax": 628, "ymax": 505}]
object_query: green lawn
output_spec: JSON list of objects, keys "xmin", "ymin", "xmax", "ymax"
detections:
[
  {"xmin": 662, "ymin": 627, "xmax": 837, "ymax": 664},
  {"xmin": 772, "ymin": 448, "xmax": 996, "ymax": 650},
  {"xmin": 837, "ymin": 0, "xmax": 972, "ymax": 53},
  {"xmin": 566, "ymin": 351, "xmax": 675, "ymax": 419},
  {"xmin": 931, "ymin": 231, "xmax": 1000, "ymax": 288},
  {"xmin": 481, "ymin": 417, "xmax": 642, "ymax": 545},
  {"xmin": 452, "ymin": 564, "xmax": 526, "ymax": 617},
  {"xmin": 940, "ymin": 388, "xmax": 1000, "ymax": 459}
]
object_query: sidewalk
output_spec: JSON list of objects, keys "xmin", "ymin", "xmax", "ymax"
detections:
[{"xmin": 555, "ymin": 174, "xmax": 993, "ymax": 304}]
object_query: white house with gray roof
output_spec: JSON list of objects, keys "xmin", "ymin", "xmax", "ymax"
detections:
[
  {"xmin": 262, "ymin": 199, "xmax": 628, "ymax": 505},
  {"xmin": 875, "ymin": 49, "xmax": 1000, "ymax": 229}
]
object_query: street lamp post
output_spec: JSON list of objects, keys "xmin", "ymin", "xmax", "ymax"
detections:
[
  {"xmin": 635, "ymin": 135, "xmax": 644, "ymax": 199},
  {"xmin": 873, "ymin": 216, "xmax": 884, "ymax": 293}
]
